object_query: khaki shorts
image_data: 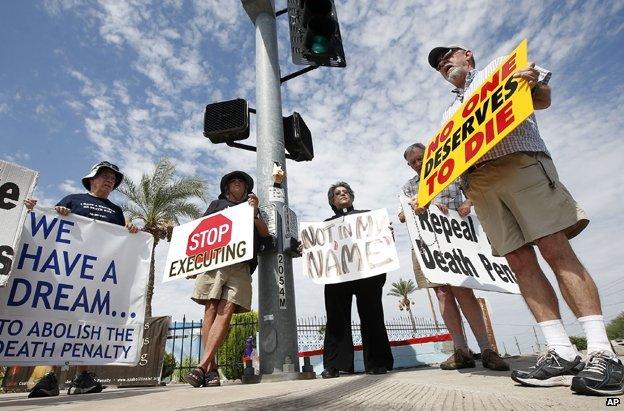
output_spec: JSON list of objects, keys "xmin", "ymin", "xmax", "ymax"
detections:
[
  {"xmin": 466, "ymin": 152, "xmax": 589, "ymax": 256},
  {"xmin": 411, "ymin": 248, "xmax": 441, "ymax": 289},
  {"xmin": 191, "ymin": 263, "xmax": 252, "ymax": 313}
]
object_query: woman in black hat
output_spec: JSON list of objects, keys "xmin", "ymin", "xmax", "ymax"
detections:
[{"xmin": 185, "ymin": 171, "xmax": 269, "ymax": 388}]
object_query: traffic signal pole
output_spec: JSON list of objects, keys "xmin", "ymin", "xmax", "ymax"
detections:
[{"xmin": 242, "ymin": 0, "xmax": 310, "ymax": 380}]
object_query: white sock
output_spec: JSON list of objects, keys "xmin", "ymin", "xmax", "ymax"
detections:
[
  {"xmin": 578, "ymin": 315, "xmax": 614, "ymax": 355},
  {"xmin": 538, "ymin": 319, "xmax": 577, "ymax": 361}
]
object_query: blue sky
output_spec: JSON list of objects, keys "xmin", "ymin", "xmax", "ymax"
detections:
[{"xmin": 2, "ymin": 0, "xmax": 623, "ymax": 355}]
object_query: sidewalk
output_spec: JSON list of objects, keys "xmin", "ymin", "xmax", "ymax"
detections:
[{"xmin": 1, "ymin": 356, "xmax": 621, "ymax": 410}]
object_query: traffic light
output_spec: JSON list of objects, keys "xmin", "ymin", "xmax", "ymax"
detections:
[
  {"xmin": 287, "ymin": 0, "xmax": 346, "ymax": 67},
  {"xmin": 203, "ymin": 98, "xmax": 249, "ymax": 144},
  {"xmin": 283, "ymin": 112, "xmax": 313, "ymax": 161}
]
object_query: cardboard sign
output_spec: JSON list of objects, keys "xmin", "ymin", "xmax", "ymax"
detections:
[
  {"xmin": 163, "ymin": 202, "xmax": 254, "ymax": 282},
  {"xmin": 0, "ymin": 207, "xmax": 152, "ymax": 365},
  {"xmin": 300, "ymin": 209, "xmax": 400, "ymax": 284},
  {"xmin": 0, "ymin": 161, "xmax": 38, "ymax": 287},
  {"xmin": 418, "ymin": 39, "xmax": 533, "ymax": 206},
  {"xmin": 401, "ymin": 197, "xmax": 520, "ymax": 294}
]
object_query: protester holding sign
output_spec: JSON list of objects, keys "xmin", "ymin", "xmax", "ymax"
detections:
[
  {"xmin": 23, "ymin": 161, "xmax": 139, "ymax": 397},
  {"xmin": 425, "ymin": 44, "xmax": 623, "ymax": 396},
  {"xmin": 185, "ymin": 171, "xmax": 268, "ymax": 388},
  {"xmin": 317, "ymin": 182, "xmax": 393, "ymax": 379},
  {"xmin": 400, "ymin": 143, "xmax": 508, "ymax": 372}
]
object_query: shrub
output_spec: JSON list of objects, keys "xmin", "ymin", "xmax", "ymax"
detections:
[
  {"xmin": 161, "ymin": 352, "xmax": 176, "ymax": 380},
  {"xmin": 216, "ymin": 311, "xmax": 258, "ymax": 380},
  {"xmin": 606, "ymin": 312, "xmax": 624, "ymax": 340},
  {"xmin": 569, "ymin": 336, "xmax": 587, "ymax": 351}
]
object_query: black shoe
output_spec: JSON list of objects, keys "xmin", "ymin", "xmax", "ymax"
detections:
[
  {"xmin": 511, "ymin": 349, "xmax": 583, "ymax": 387},
  {"xmin": 571, "ymin": 351, "xmax": 624, "ymax": 396},
  {"xmin": 67, "ymin": 371, "xmax": 105, "ymax": 395},
  {"xmin": 321, "ymin": 368, "xmax": 339, "ymax": 379},
  {"xmin": 366, "ymin": 367, "xmax": 387, "ymax": 375},
  {"xmin": 28, "ymin": 372, "xmax": 59, "ymax": 398}
]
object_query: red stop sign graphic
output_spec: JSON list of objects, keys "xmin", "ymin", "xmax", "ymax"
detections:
[{"xmin": 186, "ymin": 214, "xmax": 232, "ymax": 256}]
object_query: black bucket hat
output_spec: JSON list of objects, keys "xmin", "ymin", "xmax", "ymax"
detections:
[
  {"xmin": 219, "ymin": 171, "xmax": 254, "ymax": 199},
  {"xmin": 81, "ymin": 161, "xmax": 124, "ymax": 191}
]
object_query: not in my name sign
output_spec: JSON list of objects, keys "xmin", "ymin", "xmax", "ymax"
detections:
[
  {"xmin": 300, "ymin": 209, "xmax": 400, "ymax": 285},
  {"xmin": 400, "ymin": 197, "xmax": 520, "ymax": 294}
]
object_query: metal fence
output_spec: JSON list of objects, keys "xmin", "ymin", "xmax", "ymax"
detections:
[{"xmin": 166, "ymin": 314, "xmax": 447, "ymax": 381}]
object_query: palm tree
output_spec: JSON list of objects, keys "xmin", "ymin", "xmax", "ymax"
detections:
[
  {"xmin": 388, "ymin": 278, "xmax": 418, "ymax": 333},
  {"xmin": 118, "ymin": 158, "xmax": 208, "ymax": 317}
]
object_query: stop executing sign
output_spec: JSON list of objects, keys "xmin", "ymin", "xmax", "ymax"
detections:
[{"xmin": 186, "ymin": 214, "xmax": 232, "ymax": 256}]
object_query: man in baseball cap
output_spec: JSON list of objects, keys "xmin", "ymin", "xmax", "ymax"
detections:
[{"xmin": 420, "ymin": 41, "xmax": 622, "ymax": 396}]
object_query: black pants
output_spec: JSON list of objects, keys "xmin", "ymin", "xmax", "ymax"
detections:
[{"xmin": 323, "ymin": 274, "xmax": 394, "ymax": 372}]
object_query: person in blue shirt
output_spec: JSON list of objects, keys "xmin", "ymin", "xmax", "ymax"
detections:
[{"xmin": 24, "ymin": 161, "xmax": 138, "ymax": 397}]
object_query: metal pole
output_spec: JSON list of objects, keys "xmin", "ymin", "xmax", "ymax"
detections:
[
  {"xmin": 242, "ymin": 0, "xmax": 300, "ymax": 376},
  {"xmin": 514, "ymin": 336, "xmax": 522, "ymax": 355}
]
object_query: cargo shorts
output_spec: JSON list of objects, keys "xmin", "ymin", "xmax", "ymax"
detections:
[
  {"xmin": 466, "ymin": 151, "xmax": 589, "ymax": 256},
  {"xmin": 191, "ymin": 262, "xmax": 252, "ymax": 313}
]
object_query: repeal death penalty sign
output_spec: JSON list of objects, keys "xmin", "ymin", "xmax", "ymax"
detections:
[
  {"xmin": 162, "ymin": 202, "xmax": 254, "ymax": 282},
  {"xmin": 418, "ymin": 39, "xmax": 533, "ymax": 206},
  {"xmin": 0, "ymin": 207, "xmax": 152, "ymax": 366}
]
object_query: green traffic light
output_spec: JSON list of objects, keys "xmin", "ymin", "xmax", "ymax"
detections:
[{"xmin": 311, "ymin": 36, "xmax": 330, "ymax": 54}]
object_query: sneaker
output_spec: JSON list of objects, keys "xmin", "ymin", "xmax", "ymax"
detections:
[
  {"xmin": 440, "ymin": 349, "xmax": 476, "ymax": 370},
  {"xmin": 570, "ymin": 351, "xmax": 624, "ymax": 396},
  {"xmin": 511, "ymin": 349, "xmax": 583, "ymax": 387},
  {"xmin": 67, "ymin": 371, "xmax": 105, "ymax": 395},
  {"xmin": 481, "ymin": 348, "xmax": 510, "ymax": 371},
  {"xmin": 28, "ymin": 372, "xmax": 59, "ymax": 398}
]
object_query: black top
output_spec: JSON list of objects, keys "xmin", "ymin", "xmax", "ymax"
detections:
[
  {"xmin": 324, "ymin": 206, "xmax": 368, "ymax": 222},
  {"xmin": 204, "ymin": 198, "xmax": 262, "ymax": 274},
  {"xmin": 56, "ymin": 193, "xmax": 125, "ymax": 226}
]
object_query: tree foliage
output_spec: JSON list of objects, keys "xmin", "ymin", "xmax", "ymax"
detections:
[
  {"xmin": 216, "ymin": 311, "xmax": 259, "ymax": 380},
  {"xmin": 388, "ymin": 278, "xmax": 418, "ymax": 332},
  {"xmin": 118, "ymin": 158, "xmax": 207, "ymax": 316},
  {"xmin": 607, "ymin": 312, "xmax": 624, "ymax": 340}
]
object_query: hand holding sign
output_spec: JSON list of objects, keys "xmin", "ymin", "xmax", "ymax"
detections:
[
  {"xmin": 409, "ymin": 195, "xmax": 429, "ymax": 215},
  {"xmin": 513, "ymin": 62, "xmax": 539, "ymax": 89},
  {"xmin": 55, "ymin": 206, "xmax": 71, "ymax": 216}
]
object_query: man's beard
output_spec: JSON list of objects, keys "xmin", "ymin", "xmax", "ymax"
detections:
[{"xmin": 447, "ymin": 66, "xmax": 464, "ymax": 82}]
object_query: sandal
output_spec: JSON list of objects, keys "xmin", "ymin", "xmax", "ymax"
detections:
[
  {"xmin": 184, "ymin": 367, "xmax": 205, "ymax": 388},
  {"xmin": 204, "ymin": 370, "xmax": 221, "ymax": 387}
]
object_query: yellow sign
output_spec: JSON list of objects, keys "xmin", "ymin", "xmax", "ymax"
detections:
[{"xmin": 417, "ymin": 39, "xmax": 533, "ymax": 206}]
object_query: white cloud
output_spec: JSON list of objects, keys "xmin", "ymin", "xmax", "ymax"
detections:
[
  {"xmin": 59, "ymin": 179, "xmax": 81, "ymax": 193},
  {"xmin": 29, "ymin": 0, "xmax": 624, "ymax": 355}
]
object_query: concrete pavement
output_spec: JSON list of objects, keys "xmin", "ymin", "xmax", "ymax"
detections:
[{"xmin": 1, "ymin": 356, "xmax": 621, "ymax": 410}]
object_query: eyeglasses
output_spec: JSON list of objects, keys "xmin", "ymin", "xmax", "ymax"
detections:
[{"xmin": 436, "ymin": 48, "xmax": 460, "ymax": 71}]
